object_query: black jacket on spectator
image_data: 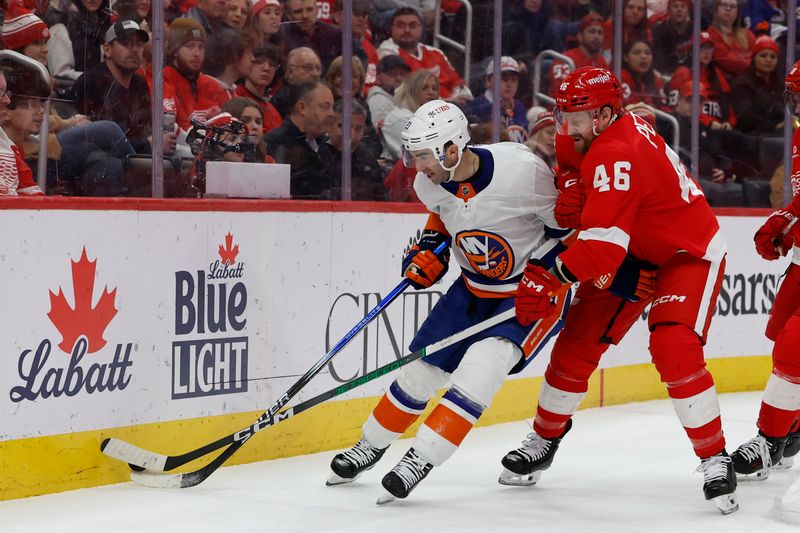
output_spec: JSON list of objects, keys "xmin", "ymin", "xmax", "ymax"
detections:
[
  {"xmin": 502, "ymin": 0, "xmax": 566, "ymax": 62},
  {"xmin": 265, "ymin": 118, "xmax": 337, "ymax": 199},
  {"xmin": 68, "ymin": 63, "xmax": 153, "ymax": 154},
  {"xmin": 47, "ymin": 0, "xmax": 112, "ymax": 74},
  {"xmin": 284, "ymin": 22, "xmax": 343, "ymax": 73},
  {"xmin": 325, "ymin": 142, "xmax": 386, "ymax": 201},
  {"xmin": 731, "ymin": 67, "xmax": 784, "ymax": 135},
  {"xmin": 652, "ymin": 20, "xmax": 693, "ymax": 74}
]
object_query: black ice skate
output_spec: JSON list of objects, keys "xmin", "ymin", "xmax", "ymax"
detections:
[
  {"xmin": 731, "ymin": 433, "xmax": 786, "ymax": 481},
  {"xmin": 776, "ymin": 422, "xmax": 800, "ymax": 470},
  {"xmin": 697, "ymin": 452, "xmax": 739, "ymax": 515},
  {"xmin": 376, "ymin": 448, "xmax": 433, "ymax": 504},
  {"xmin": 327, "ymin": 437, "xmax": 387, "ymax": 486},
  {"xmin": 498, "ymin": 419, "xmax": 572, "ymax": 486}
]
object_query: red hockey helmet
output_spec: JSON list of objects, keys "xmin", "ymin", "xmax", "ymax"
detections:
[
  {"xmin": 785, "ymin": 60, "xmax": 800, "ymax": 113},
  {"xmin": 555, "ymin": 66, "xmax": 624, "ymax": 115}
]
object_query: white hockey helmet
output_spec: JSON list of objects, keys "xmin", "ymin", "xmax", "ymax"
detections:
[{"xmin": 401, "ymin": 99, "xmax": 470, "ymax": 178}]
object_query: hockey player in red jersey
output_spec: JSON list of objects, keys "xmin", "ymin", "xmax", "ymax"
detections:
[
  {"xmin": 326, "ymin": 100, "xmax": 573, "ymax": 503},
  {"xmin": 504, "ymin": 66, "xmax": 738, "ymax": 514},
  {"xmin": 729, "ymin": 59, "xmax": 800, "ymax": 479}
]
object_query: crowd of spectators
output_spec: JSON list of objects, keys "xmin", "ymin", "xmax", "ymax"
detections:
[{"xmin": 0, "ymin": 0, "xmax": 794, "ymax": 205}]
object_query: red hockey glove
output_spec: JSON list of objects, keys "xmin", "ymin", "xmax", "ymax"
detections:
[
  {"xmin": 754, "ymin": 210, "xmax": 796, "ymax": 261},
  {"xmin": 515, "ymin": 260, "xmax": 564, "ymax": 326},
  {"xmin": 554, "ymin": 168, "xmax": 586, "ymax": 230}
]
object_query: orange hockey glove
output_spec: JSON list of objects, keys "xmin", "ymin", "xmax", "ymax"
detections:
[
  {"xmin": 554, "ymin": 168, "xmax": 586, "ymax": 230},
  {"xmin": 754, "ymin": 210, "xmax": 796, "ymax": 261},
  {"xmin": 402, "ymin": 231, "xmax": 450, "ymax": 289},
  {"xmin": 515, "ymin": 260, "xmax": 564, "ymax": 325}
]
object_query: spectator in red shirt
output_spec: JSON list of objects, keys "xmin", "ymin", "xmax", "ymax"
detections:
[
  {"xmin": 234, "ymin": 42, "xmax": 283, "ymax": 133},
  {"xmin": 548, "ymin": 13, "xmax": 609, "ymax": 95},
  {"xmin": 163, "ymin": 18, "xmax": 229, "ymax": 132},
  {"xmin": 668, "ymin": 31, "xmax": 736, "ymax": 128},
  {"xmin": 0, "ymin": 69, "xmax": 43, "ymax": 196},
  {"xmin": 708, "ymin": 0, "xmax": 755, "ymax": 79},
  {"xmin": 620, "ymin": 38, "xmax": 667, "ymax": 109},
  {"xmin": 377, "ymin": 7, "xmax": 472, "ymax": 102}
]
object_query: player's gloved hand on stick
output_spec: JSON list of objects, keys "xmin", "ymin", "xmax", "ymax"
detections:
[
  {"xmin": 402, "ymin": 231, "xmax": 450, "ymax": 289},
  {"xmin": 515, "ymin": 260, "xmax": 563, "ymax": 325},
  {"xmin": 594, "ymin": 257, "xmax": 658, "ymax": 302},
  {"xmin": 754, "ymin": 210, "xmax": 796, "ymax": 261},
  {"xmin": 554, "ymin": 168, "xmax": 586, "ymax": 230}
]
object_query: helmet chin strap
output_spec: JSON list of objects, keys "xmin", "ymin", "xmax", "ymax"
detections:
[{"xmin": 439, "ymin": 149, "xmax": 465, "ymax": 182}]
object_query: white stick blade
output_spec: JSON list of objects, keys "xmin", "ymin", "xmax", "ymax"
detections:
[
  {"xmin": 130, "ymin": 470, "xmax": 186, "ymax": 489},
  {"xmin": 101, "ymin": 438, "xmax": 169, "ymax": 471}
]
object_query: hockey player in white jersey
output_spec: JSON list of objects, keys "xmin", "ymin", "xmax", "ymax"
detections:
[{"xmin": 326, "ymin": 100, "xmax": 573, "ymax": 503}]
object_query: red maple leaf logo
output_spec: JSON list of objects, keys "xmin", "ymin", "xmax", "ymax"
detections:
[
  {"xmin": 47, "ymin": 248, "xmax": 118, "ymax": 354},
  {"xmin": 218, "ymin": 232, "xmax": 239, "ymax": 266}
]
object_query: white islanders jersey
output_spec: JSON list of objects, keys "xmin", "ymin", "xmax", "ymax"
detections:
[{"xmin": 414, "ymin": 142, "xmax": 563, "ymax": 298}]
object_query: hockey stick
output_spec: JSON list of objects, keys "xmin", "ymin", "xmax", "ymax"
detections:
[
  {"xmin": 121, "ymin": 307, "xmax": 517, "ymax": 489},
  {"xmin": 776, "ymin": 216, "xmax": 799, "ymax": 256},
  {"xmin": 101, "ymin": 241, "xmax": 448, "ymax": 487}
]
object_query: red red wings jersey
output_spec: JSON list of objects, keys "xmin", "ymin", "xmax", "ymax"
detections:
[
  {"xmin": 163, "ymin": 67, "xmax": 229, "ymax": 132},
  {"xmin": 377, "ymin": 39, "xmax": 469, "ymax": 99},
  {"xmin": 559, "ymin": 112, "xmax": 725, "ymax": 281}
]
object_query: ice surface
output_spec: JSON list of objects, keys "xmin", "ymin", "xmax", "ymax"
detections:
[{"xmin": 2, "ymin": 392, "xmax": 797, "ymax": 532}]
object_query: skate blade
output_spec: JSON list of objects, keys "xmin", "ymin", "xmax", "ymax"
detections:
[
  {"xmin": 326, "ymin": 472, "xmax": 357, "ymax": 486},
  {"xmin": 498, "ymin": 468, "xmax": 542, "ymax": 487},
  {"xmin": 735, "ymin": 469, "xmax": 770, "ymax": 482},
  {"xmin": 712, "ymin": 493, "xmax": 739, "ymax": 515},
  {"xmin": 775, "ymin": 457, "xmax": 795, "ymax": 471},
  {"xmin": 376, "ymin": 491, "xmax": 396, "ymax": 505}
]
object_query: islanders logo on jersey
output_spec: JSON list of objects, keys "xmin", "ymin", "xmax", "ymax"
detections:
[{"xmin": 456, "ymin": 230, "xmax": 514, "ymax": 279}]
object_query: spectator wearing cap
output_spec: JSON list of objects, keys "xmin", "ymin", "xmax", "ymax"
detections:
[
  {"xmin": 548, "ymin": 13, "xmax": 609, "ymax": 95},
  {"xmin": 163, "ymin": 18, "xmax": 228, "ymax": 132},
  {"xmin": 377, "ymin": 7, "xmax": 472, "ymax": 102},
  {"xmin": 2, "ymin": 5, "xmax": 50, "ymax": 64},
  {"xmin": 524, "ymin": 109, "xmax": 556, "ymax": 168},
  {"xmin": 186, "ymin": 0, "xmax": 230, "ymax": 45},
  {"xmin": 502, "ymin": 0, "xmax": 566, "ymax": 64},
  {"xmin": 283, "ymin": 0, "xmax": 343, "ymax": 74},
  {"xmin": 670, "ymin": 81, "xmax": 746, "ymax": 206},
  {"xmin": 69, "ymin": 20, "xmax": 176, "ymax": 157},
  {"xmin": 620, "ymin": 39, "xmax": 667, "ymax": 109},
  {"xmin": 264, "ymin": 79, "xmax": 337, "ymax": 199},
  {"xmin": 323, "ymin": 98, "xmax": 386, "ymax": 201},
  {"xmin": 708, "ymin": 0, "xmax": 756, "ymax": 79},
  {"xmin": 367, "ymin": 54, "xmax": 410, "ymax": 125},
  {"xmin": 332, "ymin": 0, "xmax": 375, "ymax": 91},
  {"xmin": 0, "ymin": 69, "xmax": 43, "ymax": 196},
  {"xmin": 467, "ymin": 57, "xmax": 529, "ymax": 143},
  {"xmin": 652, "ymin": 0, "xmax": 693, "ymax": 74},
  {"xmin": 46, "ymin": 0, "xmax": 113, "ymax": 80},
  {"xmin": 248, "ymin": 0, "xmax": 285, "ymax": 56},
  {"xmin": 205, "ymin": 27, "xmax": 255, "ymax": 99},
  {"xmin": 271, "ymin": 46, "xmax": 323, "ymax": 117},
  {"xmin": 731, "ymin": 34, "xmax": 784, "ymax": 135},
  {"xmin": 234, "ymin": 42, "xmax": 283, "ymax": 134},
  {"xmin": 668, "ymin": 32, "xmax": 736, "ymax": 128}
]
